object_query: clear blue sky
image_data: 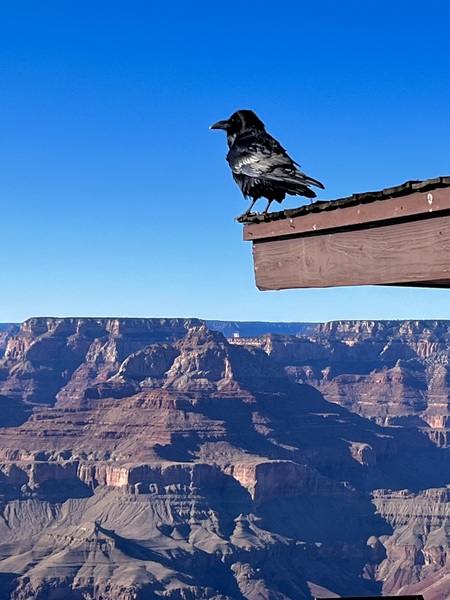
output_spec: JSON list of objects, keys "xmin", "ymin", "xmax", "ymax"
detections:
[{"xmin": 1, "ymin": 1, "xmax": 450, "ymax": 324}]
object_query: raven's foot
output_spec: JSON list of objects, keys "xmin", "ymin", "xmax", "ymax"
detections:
[{"xmin": 235, "ymin": 211, "xmax": 257, "ymax": 223}]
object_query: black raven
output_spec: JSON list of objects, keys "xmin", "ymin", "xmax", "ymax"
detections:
[{"xmin": 210, "ymin": 109, "xmax": 324, "ymax": 218}]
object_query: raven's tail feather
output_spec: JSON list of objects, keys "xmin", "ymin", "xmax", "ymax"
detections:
[
  {"xmin": 264, "ymin": 171, "xmax": 323, "ymax": 199},
  {"xmin": 284, "ymin": 182, "xmax": 317, "ymax": 198},
  {"xmin": 264, "ymin": 169, "xmax": 324, "ymax": 194},
  {"xmin": 301, "ymin": 174, "xmax": 325, "ymax": 190}
]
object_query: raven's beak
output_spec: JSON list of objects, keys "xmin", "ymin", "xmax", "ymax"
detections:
[{"xmin": 209, "ymin": 119, "xmax": 229, "ymax": 130}]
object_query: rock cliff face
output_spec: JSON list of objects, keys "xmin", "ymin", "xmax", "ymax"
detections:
[
  {"xmin": 233, "ymin": 320, "xmax": 450, "ymax": 435},
  {"xmin": 0, "ymin": 324, "xmax": 19, "ymax": 357},
  {"xmin": 0, "ymin": 318, "xmax": 450, "ymax": 598}
]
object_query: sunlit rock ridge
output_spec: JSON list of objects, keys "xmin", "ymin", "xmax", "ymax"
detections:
[{"xmin": 0, "ymin": 317, "xmax": 450, "ymax": 599}]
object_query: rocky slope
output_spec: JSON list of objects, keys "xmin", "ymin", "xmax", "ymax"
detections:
[
  {"xmin": 0, "ymin": 318, "xmax": 450, "ymax": 598},
  {"xmin": 231, "ymin": 320, "xmax": 450, "ymax": 435}
]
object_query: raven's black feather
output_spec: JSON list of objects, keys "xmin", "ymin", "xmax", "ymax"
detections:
[{"xmin": 210, "ymin": 109, "xmax": 324, "ymax": 217}]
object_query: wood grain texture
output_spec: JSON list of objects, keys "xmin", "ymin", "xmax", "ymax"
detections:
[
  {"xmin": 244, "ymin": 188, "xmax": 450, "ymax": 241},
  {"xmin": 252, "ymin": 214, "xmax": 450, "ymax": 290}
]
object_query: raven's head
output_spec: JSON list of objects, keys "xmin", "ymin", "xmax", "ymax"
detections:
[{"xmin": 210, "ymin": 110, "xmax": 265, "ymax": 135}]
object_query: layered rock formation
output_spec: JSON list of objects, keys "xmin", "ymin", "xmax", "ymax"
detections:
[
  {"xmin": 0, "ymin": 324, "xmax": 19, "ymax": 358},
  {"xmin": 0, "ymin": 318, "xmax": 450, "ymax": 598},
  {"xmin": 232, "ymin": 321, "xmax": 450, "ymax": 435}
]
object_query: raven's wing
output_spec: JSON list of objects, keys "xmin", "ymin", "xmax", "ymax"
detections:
[
  {"xmin": 228, "ymin": 134, "xmax": 324, "ymax": 190},
  {"xmin": 228, "ymin": 133, "xmax": 295, "ymax": 178}
]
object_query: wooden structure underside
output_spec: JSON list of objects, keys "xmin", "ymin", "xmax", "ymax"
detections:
[{"xmin": 242, "ymin": 177, "xmax": 450, "ymax": 290}]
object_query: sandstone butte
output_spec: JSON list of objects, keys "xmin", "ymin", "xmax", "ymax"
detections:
[{"xmin": 1, "ymin": 317, "xmax": 450, "ymax": 598}]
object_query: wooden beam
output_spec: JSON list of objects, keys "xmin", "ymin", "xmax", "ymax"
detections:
[
  {"xmin": 252, "ymin": 213, "xmax": 450, "ymax": 290},
  {"xmin": 244, "ymin": 187, "xmax": 450, "ymax": 242}
]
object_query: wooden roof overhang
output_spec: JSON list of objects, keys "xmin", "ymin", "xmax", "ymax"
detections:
[{"xmin": 241, "ymin": 177, "xmax": 450, "ymax": 290}]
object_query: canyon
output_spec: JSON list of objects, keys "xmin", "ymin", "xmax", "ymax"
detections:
[{"xmin": 0, "ymin": 318, "xmax": 449, "ymax": 598}]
